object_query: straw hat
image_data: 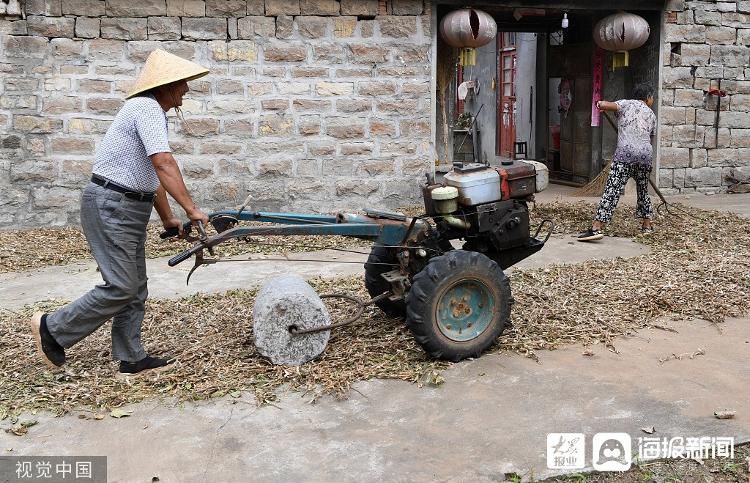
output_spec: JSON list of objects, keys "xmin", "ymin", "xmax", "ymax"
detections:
[{"xmin": 126, "ymin": 49, "xmax": 209, "ymax": 99}]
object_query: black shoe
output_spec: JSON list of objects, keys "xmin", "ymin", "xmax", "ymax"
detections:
[
  {"xmin": 577, "ymin": 228, "xmax": 604, "ymax": 241},
  {"xmin": 119, "ymin": 355, "xmax": 172, "ymax": 375},
  {"xmin": 29, "ymin": 312, "xmax": 65, "ymax": 368}
]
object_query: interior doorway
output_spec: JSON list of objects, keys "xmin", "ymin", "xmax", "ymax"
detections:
[{"xmin": 434, "ymin": 4, "xmax": 663, "ymax": 186}]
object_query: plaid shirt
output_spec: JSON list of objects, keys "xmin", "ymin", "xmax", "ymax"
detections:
[{"xmin": 92, "ymin": 94, "xmax": 170, "ymax": 192}]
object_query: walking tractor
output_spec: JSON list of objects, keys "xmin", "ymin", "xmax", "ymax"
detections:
[{"xmin": 166, "ymin": 161, "xmax": 553, "ymax": 362}]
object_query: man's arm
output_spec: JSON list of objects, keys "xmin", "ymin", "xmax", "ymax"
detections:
[{"xmin": 150, "ymin": 151, "xmax": 208, "ymax": 226}]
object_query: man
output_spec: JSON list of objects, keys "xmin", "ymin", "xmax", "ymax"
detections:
[
  {"xmin": 578, "ymin": 83, "xmax": 657, "ymax": 241},
  {"xmin": 29, "ymin": 49, "xmax": 210, "ymax": 375}
]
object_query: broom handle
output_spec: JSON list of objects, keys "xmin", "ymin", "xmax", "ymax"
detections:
[{"xmin": 601, "ymin": 111, "xmax": 668, "ymax": 206}]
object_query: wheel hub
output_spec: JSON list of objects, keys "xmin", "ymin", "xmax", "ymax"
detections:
[{"xmin": 436, "ymin": 280, "xmax": 495, "ymax": 342}]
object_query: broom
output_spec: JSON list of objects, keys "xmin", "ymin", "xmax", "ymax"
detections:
[{"xmin": 576, "ymin": 160, "xmax": 611, "ymax": 196}]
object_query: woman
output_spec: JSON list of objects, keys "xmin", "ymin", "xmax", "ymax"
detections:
[{"xmin": 578, "ymin": 83, "xmax": 657, "ymax": 241}]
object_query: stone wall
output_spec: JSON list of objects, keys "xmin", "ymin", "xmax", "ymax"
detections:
[
  {"xmin": 0, "ymin": 0, "xmax": 432, "ymax": 227},
  {"xmin": 660, "ymin": 0, "xmax": 750, "ymax": 193}
]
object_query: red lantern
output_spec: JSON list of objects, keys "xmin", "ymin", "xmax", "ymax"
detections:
[
  {"xmin": 440, "ymin": 8, "xmax": 497, "ymax": 49},
  {"xmin": 593, "ymin": 11, "xmax": 650, "ymax": 51}
]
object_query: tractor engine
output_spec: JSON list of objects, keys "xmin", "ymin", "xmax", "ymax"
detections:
[{"xmin": 422, "ymin": 161, "xmax": 549, "ymax": 269}]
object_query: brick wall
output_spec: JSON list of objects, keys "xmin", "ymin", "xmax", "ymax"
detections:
[
  {"xmin": 660, "ymin": 0, "xmax": 750, "ymax": 193},
  {"xmin": 0, "ymin": 0, "xmax": 432, "ymax": 227}
]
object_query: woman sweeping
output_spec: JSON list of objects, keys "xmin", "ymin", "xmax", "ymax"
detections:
[{"xmin": 578, "ymin": 83, "xmax": 657, "ymax": 241}]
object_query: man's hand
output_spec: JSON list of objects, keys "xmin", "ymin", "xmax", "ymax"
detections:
[
  {"xmin": 162, "ymin": 215, "xmax": 184, "ymax": 237},
  {"xmin": 187, "ymin": 205, "xmax": 209, "ymax": 226}
]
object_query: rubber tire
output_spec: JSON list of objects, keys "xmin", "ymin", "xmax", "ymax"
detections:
[
  {"xmin": 364, "ymin": 246, "xmax": 406, "ymax": 319},
  {"xmin": 406, "ymin": 250, "xmax": 511, "ymax": 361}
]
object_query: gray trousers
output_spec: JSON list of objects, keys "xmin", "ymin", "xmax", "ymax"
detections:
[{"xmin": 47, "ymin": 182, "xmax": 153, "ymax": 362}]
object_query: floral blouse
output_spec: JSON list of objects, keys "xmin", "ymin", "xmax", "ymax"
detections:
[{"xmin": 613, "ymin": 99, "xmax": 657, "ymax": 167}]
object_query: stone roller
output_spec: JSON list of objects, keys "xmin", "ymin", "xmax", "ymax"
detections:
[{"xmin": 252, "ymin": 274, "xmax": 332, "ymax": 366}]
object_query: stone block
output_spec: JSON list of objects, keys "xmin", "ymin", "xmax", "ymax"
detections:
[
  {"xmin": 297, "ymin": 116, "xmax": 320, "ymax": 135},
  {"xmin": 378, "ymin": 15, "xmax": 415, "ymax": 37},
  {"xmin": 31, "ymin": 186, "xmax": 81, "ymax": 210},
  {"xmin": 261, "ymin": 99, "xmax": 289, "ymax": 110},
  {"xmin": 358, "ymin": 81, "xmax": 395, "ymax": 96},
  {"xmin": 399, "ymin": 118, "xmax": 429, "ymax": 136},
  {"xmin": 106, "ymin": 0, "xmax": 166, "ymax": 16},
  {"xmin": 13, "ymin": 115, "xmax": 62, "ymax": 133},
  {"xmin": 85, "ymin": 97, "xmax": 123, "ymax": 114},
  {"xmin": 248, "ymin": 82, "xmax": 273, "ymax": 96},
  {"xmin": 731, "ymin": 128, "xmax": 750, "ymax": 147},
  {"xmin": 127, "ymin": 40, "xmax": 196, "ymax": 62},
  {"xmin": 679, "ymin": 43, "xmax": 710, "ymax": 65},
  {"xmin": 360, "ymin": 19, "xmax": 374, "ymax": 37},
  {"xmin": 340, "ymin": 0, "xmax": 375, "ymax": 15},
  {"xmin": 339, "ymin": 142, "xmax": 373, "ymax": 155},
  {"xmin": 292, "ymin": 66, "xmax": 327, "ymax": 77},
  {"xmin": 355, "ymin": 159, "xmax": 394, "ymax": 176},
  {"xmin": 739, "ymin": 29, "xmax": 750, "ymax": 45},
  {"xmin": 665, "ymin": 0, "xmax": 684, "ymax": 11},
  {"xmin": 75, "ymin": 17, "xmax": 100, "ymax": 38},
  {"xmin": 60, "ymin": 159, "xmax": 93, "ymax": 185},
  {"xmin": 664, "ymin": 23, "xmax": 705, "ymax": 43},
  {"xmin": 275, "ymin": 14, "xmax": 294, "ymax": 38},
  {"xmin": 710, "ymin": 45, "xmax": 750, "ymax": 67},
  {"xmin": 62, "ymin": 0, "xmax": 105, "ymax": 15},
  {"xmin": 660, "ymin": 146, "xmax": 690, "ymax": 168},
  {"xmin": 182, "ymin": 17, "xmax": 227, "ymax": 39},
  {"xmin": 299, "ymin": 0, "xmax": 338, "ymax": 15},
  {"xmin": 166, "ymin": 0, "xmax": 205, "ymax": 16},
  {"xmin": 199, "ymin": 142, "xmax": 243, "ymax": 155},
  {"xmin": 308, "ymin": 142, "xmax": 334, "ymax": 156},
  {"xmin": 333, "ymin": 17, "xmax": 355, "ymax": 37},
  {"xmin": 42, "ymin": 96, "xmax": 82, "ymax": 113},
  {"xmin": 658, "ymin": 168, "xmax": 674, "ymax": 188},
  {"xmin": 312, "ymin": 42, "xmax": 345, "ymax": 63},
  {"xmin": 334, "ymin": 179, "xmax": 379, "ymax": 196},
  {"xmin": 265, "ymin": 0, "xmax": 298, "ymax": 15},
  {"xmin": 27, "ymin": 16, "xmax": 75, "ymax": 37},
  {"xmin": 671, "ymin": 168, "xmax": 685, "ymax": 188},
  {"xmin": 206, "ymin": 0, "xmax": 246, "ymax": 16},
  {"xmin": 369, "ymin": 119, "xmax": 396, "ymax": 137},
  {"xmin": 68, "ymin": 118, "xmax": 112, "ymax": 134},
  {"xmin": 256, "ymin": 159, "xmax": 292, "ymax": 176},
  {"xmin": 326, "ymin": 120, "xmax": 365, "ymax": 138},
  {"xmin": 208, "ymin": 40, "xmax": 257, "ymax": 61},
  {"xmin": 87, "ymin": 38, "xmax": 126, "ymax": 61},
  {"xmin": 148, "ymin": 17, "xmax": 181, "ymax": 40},
  {"xmin": 336, "ymin": 99, "xmax": 370, "ymax": 112},
  {"xmin": 315, "ymin": 81, "xmax": 353, "ymax": 96},
  {"xmin": 721, "ymin": 12, "xmax": 750, "ymax": 28},
  {"xmin": 216, "ymin": 80, "xmax": 244, "ymax": 94},
  {"xmin": 296, "ymin": 158, "xmax": 321, "ymax": 177},
  {"xmin": 348, "ymin": 44, "xmax": 388, "ymax": 63},
  {"xmin": 51, "ymin": 137, "xmax": 95, "ymax": 154},
  {"xmin": 693, "ymin": 8, "xmax": 721, "ymax": 26},
  {"xmin": 0, "ymin": 20, "xmax": 28, "ymax": 35},
  {"xmin": 297, "ymin": 16, "xmax": 328, "ymax": 38},
  {"xmin": 277, "ymin": 82, "xmax": 310, "ymax": 95},
  {"xmin": 264, "ymin": 43, "xmax": 307, "ymax": 62},
  {"xmin": 292, "ymin": 99, "xmax": 330, "ymax": 111},
  {"xmin": 333, "ymin": 67, "xmax": 369, "ymax": 77},
  {"xmin": 77, "ymin": 79, "xmax": 112, "ymax": 94},
  {"xmin": 237, "ymin": 15, "xmax": 275, "ymax": 37},
  {"xmin": 101, "ymin": 17, "xmax": 148, "ymax": 40},
  {"xmin": 684, "ymin": 167, "xmax": 722, "ymax": 186},
  {"xmin": 391, "ymin": 0, "xmax": 422, "ymax": 15},
  {"xmin": 689, "ymin": 148, "xmax": 708, "ymax": 168},
  {"xmin": 207, "ymin": 99, "xmax": 254, "ymax": 114},
  {"xmin": 0, "ymin": 95, "xmax": 36, "ymax": 110},
  {"xmin": 10, "ymin": 160, "xmax": 56, "ymax": 182},
  {"xmin": 674, "ymin": 88, "xmax": 705, "ymax": 107},
  {"xmin": 321, "ymin": 158, "xmax": 353, "ymax": 176},
  {"xmin": 705, "ymin": 26, "xmax": 736, "ymax": 44},
  {"xmin": 25, "ymin": 0, "xmax": 62, "ymax": 15},
  {"xmin": 377, "ymin": 99, "xmax": 418, "ymax": 114},
  {"xmin": 259, "ymin": 113, "xmax": 293, "ymax": 136},
  {"xmin": 246, "ymin": 0, "xmax": 263, "ymax": 14},
  {"xmin": 740, "ymin": 1, "xmax": 750, "ymax": 13}
]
